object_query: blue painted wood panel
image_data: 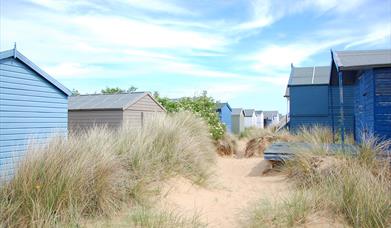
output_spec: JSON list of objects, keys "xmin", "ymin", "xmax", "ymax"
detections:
[
  {"xmin": 0, "ymin": 57, "xmax": 68, "ymax": 178},
  {"xmin": 329, "ymin": 85, "xmax": 355, "ymax": 134},
  {"xmin": 289, "ymin": 85, "xmax": 354, "ymax": 134},
  {"xmin": 217, "ymin": 104, "xmax": 232, "ymax": 133},
  {"xmin": 354, "ymin": 70, "xmax": 374, "ymax": 141},
  {"xmin": 374, "ymin": 68, "xmax": 391, "ymax": 140},
  {"xmin": 290, "ymin": 85, "xmax": 329, "ymax": 116}
]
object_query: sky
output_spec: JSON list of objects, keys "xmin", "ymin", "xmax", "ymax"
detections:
[{"xmin": 1, "ymin": 0, "xmax": 391, "ymax": 113}]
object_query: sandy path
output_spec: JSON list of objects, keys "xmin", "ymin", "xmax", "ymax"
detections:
[{"xmin": 160, "ymin": 157, "xmax": 291, "ymax": 227}]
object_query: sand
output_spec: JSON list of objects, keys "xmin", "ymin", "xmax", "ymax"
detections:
[{"xmin": 160, "ymin": 157, "xmax": 290, "ymax": 227}]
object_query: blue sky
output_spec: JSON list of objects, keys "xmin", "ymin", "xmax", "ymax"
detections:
[{"xmin": 1, "ymin": 0, "xmax": 390, "ymax": 113}]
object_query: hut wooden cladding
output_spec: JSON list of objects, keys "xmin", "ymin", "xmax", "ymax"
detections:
[
  {"xmin": 68, "ymin": 92, "xmax": 166, "ymax": 131},
  {"xmin": 0, "ymin": 48, "xmax": 71, "ymax": 177}
]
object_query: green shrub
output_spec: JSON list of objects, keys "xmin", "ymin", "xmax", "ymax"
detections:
[{"xmin": 155, "ymin": 92, "xmax": 225, "ymax": 140}]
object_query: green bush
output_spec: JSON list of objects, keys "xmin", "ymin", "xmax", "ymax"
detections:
[{"xmin": 155, "ymin": 92, "xmax": 225, "ymax": 140}]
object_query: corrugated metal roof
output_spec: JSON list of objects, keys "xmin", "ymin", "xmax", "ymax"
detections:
[
  {"xmin": 0, "ymin": 48, "xmax": 72, "ymax": 96},
  {"xmin": 216, "ymin": 102, "xmax": 232, "ymax": 111},
  {"xmin": 263, "ymin": 111, "xmax": 278, "ymax": 119},
  {"xmin": 333, "ymin": 49, "xmax": 391, "ymax": 70},
  {"xmin": 255, "ymin": 110, "xmax": 263, "ymax": 116},
  {"xmin": 69, "ymin": 92, "xmax": 148, "ymax": 110},
  {"xmin": 232, "ymin": 108, "xmax": 244, "ymax": 115},
  {"xmin": 243, "ymin": 109, "xmax": 255, "ymax": 117},
  {"xmin": 288, "ymin": 66, "xmax": 330, "ymax": 86}
]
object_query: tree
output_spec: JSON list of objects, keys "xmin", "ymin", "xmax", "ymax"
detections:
[
  {"xmin": 101, "ymin": 86, "xmax": 138, "ymax": 94},
  {"xmin": 101, "ymin": 87, "xmax": 124, "ymax": 94},
  {"xmin": 71, "ymin": 89, "xmax": 80, "ymax": 96},
  {"xmin": 127, "ymin": 86, "xmax": 138, "ymax": 93}
]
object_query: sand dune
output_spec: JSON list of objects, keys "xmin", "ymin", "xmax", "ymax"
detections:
[{"xmin": 160, "ymin": 157, "xmax": 290, "ymax": 227}]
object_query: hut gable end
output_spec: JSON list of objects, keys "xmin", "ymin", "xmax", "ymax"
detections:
[
  {"xmin": 125, "ymin": 94, "xmax": 166, "ymax": 112},
  {"xmin": 0, "ymin": 49, "xmax": 70, "ymax": 177}
]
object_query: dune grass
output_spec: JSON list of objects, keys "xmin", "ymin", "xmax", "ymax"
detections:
[
  {"xmin": 215, "ymin": 133, "xmax": 238, "ymax": 156},
  {"xmin": 91, "ymin": 206, "xmax": 205, "ymax": 228},
  {"xmin": 0, "ymin": 111, "xmax": 216, "ymax": 227},
  {"xmin": 245, "ymin": 127, "xmax": 391, "ymax": 228},
  {"xmin": 244, "ymin": 190, "xmax": 322, "ymax": 228},
  {"xmin": 240, "ymin": 127, "xmax": 295, "ymax": 157}
]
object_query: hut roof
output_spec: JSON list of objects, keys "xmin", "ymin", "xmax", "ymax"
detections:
[
  {"xmin": 333, "ymin": 49, "xmax": 391, "ymax": 70},
  {"xmin": 243, "ymin": 109, "xmax": 255, "ymax": 117},
  {"xmin": 263, "ymin": 111, "xmax": 279, "ymax": 119},
  {"xmin": 69, "ymin": 92, "xmax": 165, "ymax": 111},
  {"xmin": 232, "ymin": 108, "xmax": 244, "ymax": 115},
  {"xmin": 216, "ymin": 102, "xmax": 232, "ymax": 111},
  {"xmin": 288, "ymin": 65, "xmax": 331, "ymax": 86},
  {"xmin": 0, "ymin": 48, "xmax": 71, "ymax": 96}
]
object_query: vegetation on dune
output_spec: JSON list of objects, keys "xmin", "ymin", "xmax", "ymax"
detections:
[
  {"xmin": 241, "ymin": 127, "xmax": 295, "ymax": 157},
  {"xmin": 0, "ymin": 129, "xmax": 126, "ymax": 227},
  {"xmin": 92, "ymin": 206, "xmax": 205, "ymax": 228},
  {"xmin": 245, "ymin": 129, "xmax": 391, "ymax": 228},
  {"xmin": 0, "ymin": 112, "xmax": 216, "ymax": 227},
  {"xmin": 117, "ymin": 111, "xmax": 216, "ymax": 202},
  {"xmin": 155, "ymin": 91, "xmax": 226, "ymax": 140},
  {"xmin": 215, "ymin": 134, "xmax": 238, "ymax": 156},
  {"xmin": 244, "ymin": 190, "xmax": 323, "ymax": 228}
]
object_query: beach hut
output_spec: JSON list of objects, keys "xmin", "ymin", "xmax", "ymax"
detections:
[
  {"xmin": 285, "ymin": 65, "xmax": 355, "ymax": 134},
  {"xmin": 263, "ymin": 111, "xmax": 280, "ymax": 128},
  {"xmin": 285, "ymin": 49, "xmax": 391, "ymax": 143},
  {"xmin": 216, "ymin": 102, "xmax": 232, "ymax": 132},
  {"xmin": 68, "ymin": 92, "xmax": 166, "ymax": 131},
  {"xmin": 231, "ymin": 108, "xmax": 245, "ymax": 134},
  {"xmin": 255, "ymin": 110, "xmax": 264, "ymax": 128},
  {"xmin": 243, "ymin": 109, "xmax": 257, "ymax": 128},
  {"xmin": 331, "ymin": 49, "xmax": 391, "ymax": 142},
  {"xmin": 0, "ymin": 47, "xmax": 71, "ymax": 177}
]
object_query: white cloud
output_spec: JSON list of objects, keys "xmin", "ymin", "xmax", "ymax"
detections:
[
  {"xmin": 72, "ymin": 15, "xmax": 227, "ymax": 51},
  {"xmin": 235, "ymin": 0, "xmax": 369, "ymax": 31},
  {"xmin": 236, "ymin": 0, "xmax": 274, "ymax": 30},
  {"xmin": 45, "ymin": 62, "xmax": 104, "ymax": 78},
  {"xmin": 159, "ymin": 62, "xmax": 241, "ymax": 79},
  {"xmin": 205, "ymin": 83, "xmax": 258, "ymax": 101},
  {"xmin": 248, "ymin": 35, "xmax": 354, "ymax": 71},
  {"xmin": 118, "ymin": 0, "xmax": 195, "ymax": 15},
  {"xmin": 344, "ymin": 24, "xmax": 391, "ymax": 49},
  {"xmin": 27, "ymin": 0, "xmax": 107, "ymax": 12},
  {"xmin": 160, "ymin": 83, "xmax": 258, "ymax": 101}
]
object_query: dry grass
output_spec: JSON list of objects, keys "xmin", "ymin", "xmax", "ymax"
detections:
[
  {"xmin": 244, "ymin": 190, "xmax": 324, "ymax": 228},
  {"xmin": 249, "ymin": 134, "xmax": 391, "ymax": 228},
  {"xmin": 242, "ymin": 127, "xmax": 295, "ymax": 157},
  {"xmin": 244, "ymin": 125, "xmax": 391, "ymax": 227},
  {"xmin": 0, "ymin": 128, "xmax": 126, "ymax": 227},
  {"xmin": 0, "ymin": 112, "xmax": 216, "ymax": 227},
  {"xmin": 88, "ymin": 206, "xmax": 205, "ymax": 228},
  {"xmin": 296, "ymin": 125, "xmax": 334, "ymax": 144},
  {"xmin": 215, "ymin": 134, "xmax": 238, "ymax": 156}
]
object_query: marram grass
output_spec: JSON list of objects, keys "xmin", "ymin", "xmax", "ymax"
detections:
[{"xmin": 0, "ymin": 111, "xmax": 216, "ymax": 227}]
